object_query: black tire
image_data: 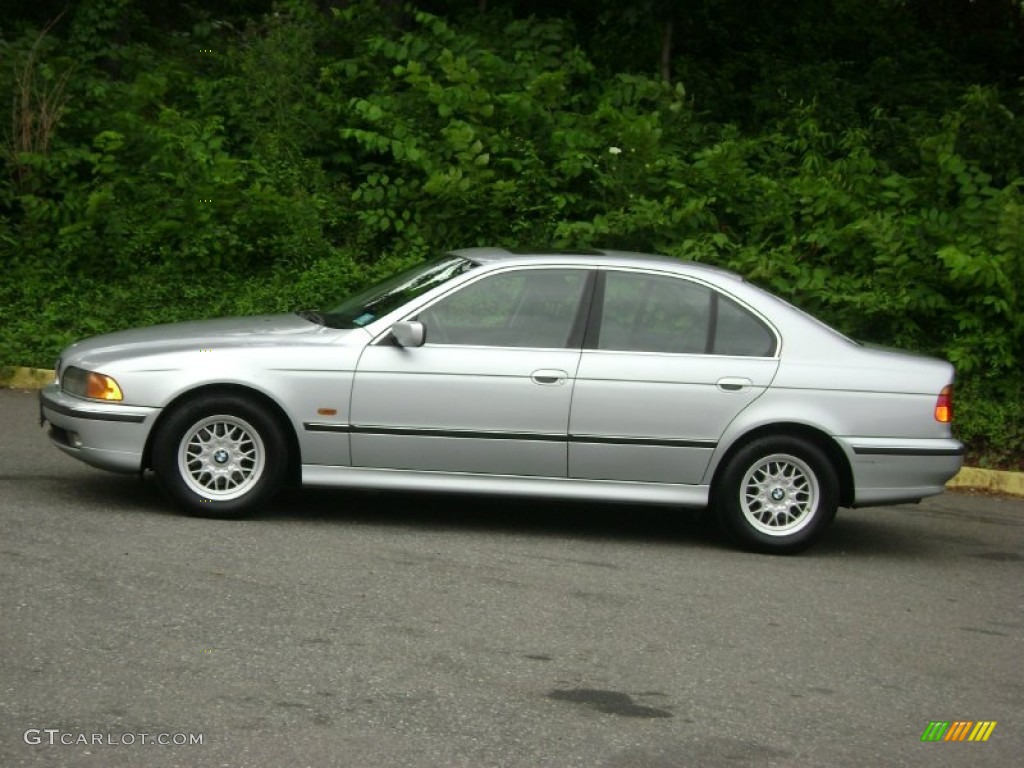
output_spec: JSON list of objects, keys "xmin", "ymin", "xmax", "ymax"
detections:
[
  {"xmin": 715, "ymin": 436, "xmax": 838, "ymax": 554},
  {"xmin": 152, "ymin": 394, "xmax": 288, "ymax": 518}
]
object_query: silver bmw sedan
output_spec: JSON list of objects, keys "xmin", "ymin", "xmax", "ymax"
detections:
[{"xmin": 40, "ymin": 248, "xmax": 963, "ymax": 553}]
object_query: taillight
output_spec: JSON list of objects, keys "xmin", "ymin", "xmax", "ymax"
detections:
[{"xmin": 934, "ymin": 385, "xmax": 953, "ymax": 423}]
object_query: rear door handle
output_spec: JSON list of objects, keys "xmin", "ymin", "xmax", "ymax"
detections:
[
  {"xmin": 531, "ymin": 369, "xmax": 568, "ymax": 386},
  {"xmin": 717, "ymin": 377, "xmax": 752, "ymax": 392}
]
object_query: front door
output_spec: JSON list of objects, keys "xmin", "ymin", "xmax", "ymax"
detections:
[{"xmin": 350, "ymin": 267, "xmax": 592, "ymax": 477}]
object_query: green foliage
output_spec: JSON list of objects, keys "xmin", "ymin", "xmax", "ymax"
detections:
[
  {"xmin": 0, "ymin": 0, "xmax": 1022, "ymax": 466},
  {"xmin": 955, "ymin": 377, "xmax": 1024, "ymax": 470}
]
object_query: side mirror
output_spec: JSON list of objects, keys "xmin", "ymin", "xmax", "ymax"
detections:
[{"xmin": 392, "ymin": 321, "xmax": 425, "ymax": 348}]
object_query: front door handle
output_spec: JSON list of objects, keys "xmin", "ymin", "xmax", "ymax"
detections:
[
  {"xmin": 717, "ymin": 377, "xmax": 752, "ymax": 392},
  {"xmin": 531, "ymin": 369, "xmax": 568, "ymax": 385}
]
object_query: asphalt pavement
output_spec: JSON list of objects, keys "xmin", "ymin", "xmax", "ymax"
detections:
[{"xmin": 1, "ymin": 388, "xmax": 1021, "ymax": 767}]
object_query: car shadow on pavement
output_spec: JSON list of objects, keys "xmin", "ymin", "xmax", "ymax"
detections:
[
  {"xmin": 45, "ymin": 472, "xmax": 179, "ymax": 517},
  {"xmin": 266, "ymin": 488, "xmax": 946, "ymax": 559},
  {"xmin": 810, "ymin": 512, "xmax": 936, "ymax": 558},
  {"xmin": 47, "ymin": 472, "xmax": 938, "ymax": 558},
  {"xmin": 266, "ymin": 486, "xmax": 727, "ymax": 550}
]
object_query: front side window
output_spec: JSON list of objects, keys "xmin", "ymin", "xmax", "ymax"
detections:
[
  {"xmin": 596, "ymin": 271, "xmax": 776, "ymax": 356},
  {"xmin": 417, "ymin": 269, "xmax": 587, "ymax": 348}
]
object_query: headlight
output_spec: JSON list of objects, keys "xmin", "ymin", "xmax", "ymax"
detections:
[{"xmin": 62, "ymin": 366, "xmax": 123, "ymax": 401}]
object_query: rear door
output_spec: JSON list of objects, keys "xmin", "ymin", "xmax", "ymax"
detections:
[{"xmin": 568, "ymin": 269, "xmax": 780, "ymax": 484}]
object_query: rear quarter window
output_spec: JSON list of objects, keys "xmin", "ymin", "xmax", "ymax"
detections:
[{"xmin": 714, "ymin": 295, "xmax": 777, "ymax": 357}]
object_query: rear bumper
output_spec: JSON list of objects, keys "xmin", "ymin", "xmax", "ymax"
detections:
[
  {"xmin": 39, "ymin": 384, "xmax": 157, "ymax": 473},
  {"xmin": 838, "ymin": 436, "xmax": 965, "ymax": 507}
]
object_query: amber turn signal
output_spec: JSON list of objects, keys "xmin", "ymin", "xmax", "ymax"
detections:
[{"xmin": 85, "ymin": 372, "xmax": 123, "ymax": 401}]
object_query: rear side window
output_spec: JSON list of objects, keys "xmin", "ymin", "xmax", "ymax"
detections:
[
  {"xmin": 598, "ymin": 272, "xmax": 711, "ymax": 354},
  {"xmin": 595, "ymin": 271, "xmax": 777, "ymax": 357}
]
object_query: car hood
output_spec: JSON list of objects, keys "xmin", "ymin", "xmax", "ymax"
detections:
[{"xmin": 62, "ymin": 314, "xmax": 350, "ymax": 369}]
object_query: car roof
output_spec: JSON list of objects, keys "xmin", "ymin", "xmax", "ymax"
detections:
[{"xmin": 447, "ymin": 246, "xmax": 744, "ymax": 282}]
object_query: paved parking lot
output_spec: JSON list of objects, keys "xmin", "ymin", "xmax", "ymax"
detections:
[{"xmin": 1, "ymin": 388, "xmax": 1021, "ymax": 767}]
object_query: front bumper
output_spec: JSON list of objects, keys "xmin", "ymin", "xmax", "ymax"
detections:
[
  {"xmin": 39, "ymin": 383, "xmax": 158, "ymax": 473},
  {"xmin": 838, "ymin": 436, "xmax": 965, "ymax": 507}
]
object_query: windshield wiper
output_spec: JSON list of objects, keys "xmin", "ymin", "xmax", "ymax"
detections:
[{"xmin": 295, "ymin": 309, "xmax": 325, "ymax": 325}]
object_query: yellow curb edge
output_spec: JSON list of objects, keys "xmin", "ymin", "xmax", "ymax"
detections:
[
  {"xmin": 946, "ymin": 466, "xmax": 1024, "ymax": 498},
  {"xmin": 1, "ymin": 366, "xmax": 55, "ymax": 390},
  {"xmin": 3, "ymin": 365, "xmax": 1020, "ymax": 497}
]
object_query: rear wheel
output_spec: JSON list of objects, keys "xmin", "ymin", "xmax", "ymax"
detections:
[
  {"xmin": 715, "ymin": 436, "xmax": 838, "ymax": 554},
  {"xmin": 152, "ymin": 395, "xmax": 287, "ymax": 518}
]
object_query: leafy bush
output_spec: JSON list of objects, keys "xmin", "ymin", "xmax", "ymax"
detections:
[
  {"xmin": 955, "ymin": 378, "xmax": 1024, "ymax": 470},
  {"xmin": 0, "ymin": 0, "xmax": 1021, "ymax": 466}
]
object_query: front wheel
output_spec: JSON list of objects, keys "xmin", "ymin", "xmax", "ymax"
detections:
[
  {"xmin": 152, "ymin": 395, "xmax": 288, "ymax": 518},
  {"xmin": 715, "ymin": 437, "xmax": 838, "ymax": 554}
]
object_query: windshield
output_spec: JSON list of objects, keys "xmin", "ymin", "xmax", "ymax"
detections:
[{"xmin": 322, "ymin": 256, "xmax": 476, "ymax": 329}]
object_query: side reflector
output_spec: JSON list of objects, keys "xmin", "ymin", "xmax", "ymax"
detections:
[{"xmin": 934, "ymin": 385, "xmax": 953, "ymax": 423}]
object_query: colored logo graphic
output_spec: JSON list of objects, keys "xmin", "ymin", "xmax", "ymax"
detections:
[{"xmin": 920, "ymin": 721, "xmax": 997, "ymax": 742}]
